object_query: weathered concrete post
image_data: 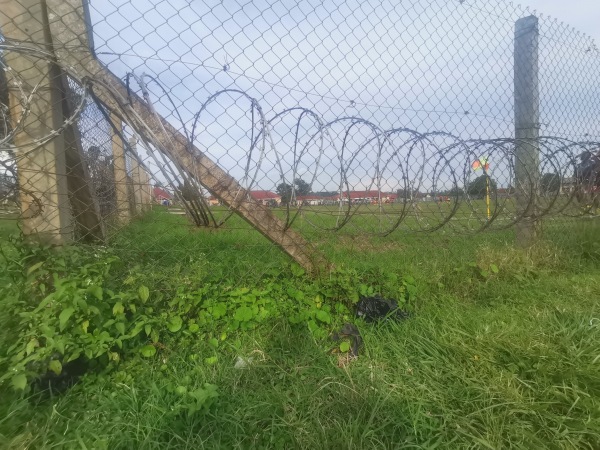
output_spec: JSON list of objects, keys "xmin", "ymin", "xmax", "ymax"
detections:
[
  {"xmin": 129, "ymin": 136, "xmax": 144, "ymax": 214},
  {"xmin": 110, "ymin": 113, "xmax": 130, "ymax": 223},
  {"xmin": 0, "ymin": 0, "xmax": 74, "ymax": 244},
  {"xmin": 514, "ymin": 15, "xmax": 541, "ymax": 246}
]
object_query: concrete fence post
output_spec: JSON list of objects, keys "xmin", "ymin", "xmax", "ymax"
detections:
[
  {"xmin": 0, "ymin": 0, "xmax": 74, "ymax": 244},
  {"xmin": 514, "ymin": 15, "xmax": 541, "ymax": 246},
  {"xmin": 110, "ymin": 113, "xmax": 130, "ymax": 223},
  {"xmin": 130, "ymin": 136, "xmax": 144, "ymax": 214}
]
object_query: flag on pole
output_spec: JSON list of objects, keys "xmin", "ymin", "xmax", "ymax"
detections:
[{"xmin": 472, "ymin": 156, "xmax": 490, "ymax": 171}]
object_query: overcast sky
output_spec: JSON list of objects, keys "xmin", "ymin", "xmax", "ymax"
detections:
[
  {"xmin": 523, "ymin": 0, "xmax": 600, "ymax": 43},
  {"xmin": 83, "ymin": 0, "xmax": 599, "ymax": 194}
]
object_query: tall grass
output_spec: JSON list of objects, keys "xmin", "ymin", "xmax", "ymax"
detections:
[{"xmin": 1, "ymin": 213, "xmax": 599, "ymax": 448}]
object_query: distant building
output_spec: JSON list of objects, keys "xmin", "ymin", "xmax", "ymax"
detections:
[
  {"xmin": 414, "ymin": 192, "xmax": 434, "ymax": 202},
  {"xmin": 295, "ymin": 195, "xmax": 325, "ymax": 206},
  {"xmin": 331, "ymin": 190, "xmax": 398, "ymax": 204},
  {"xmin": 207, "ymin": 196, "xmax": 221, "ymax": 206},
  {"xmin": 249, "ymin": 190, "xmax": 281, "ymax": 206},
  {"xmin": 153, "ymin": 186, "xmax": 173, "ymax": 205}
]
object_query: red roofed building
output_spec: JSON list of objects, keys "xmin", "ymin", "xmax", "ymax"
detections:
[
  {"xmin": 153, "ymin": 186, "xmax": 173, "ymax": 205},
  {"xmin": 296, "ymin": 194, "xmax": 326, "ymax": 206},
  {"xmin": 249, "ymin": 190, "xmax": 281, "ymax": 206}
]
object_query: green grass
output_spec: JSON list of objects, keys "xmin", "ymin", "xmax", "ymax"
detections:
[{"xmin": 1, "ymin": 212, "xmax": 600, "ymax": 448}]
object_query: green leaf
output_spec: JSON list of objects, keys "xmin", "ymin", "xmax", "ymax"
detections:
[
  {"xmin": 26, "ymin": 338, "xmax": 39, "ymax": 356},
  {"xmin": 208, "ymin": 337, "xmax": 219, "ymax": 348},
  {"xmin": 234, "ymin": 306, "xmax": 254, "ymax": 322},
  {"xmin": 48, "ymin": 360, "xmax": 62, "ymax": 375},
  {"xmin": 204, "ymin": 356, "xmax": 218, "ymax": 365},
  {"xmin": 115, "ymin": 322, "xmax": 126, "ymax": 335},
  {"xmin": 211, "ymin": 303, "xmax": 227, "ymax": 318},
  {"xmin": 490, "ymin": 264, "xmax": 499, "ymax": 274},
  {"xmin": 59, "ymin": 308, "xmax": 75, "ymax": 331},
  {"xmin": 55, "ymin": 339, "xmax": 65, "ymax": 355},
  {"xmin": 315, "ymin": 310, "xmax": 331, "ymax": 324},
  {"xmin": 112, "ymin": 302, "xmax": 124, "ymax": 316},
  {"xmin": 27, "ymin": 261, "xmax": 44, "ymax": 276},
  {"xmin": 12, "ymin": 373, "xmax": 28, "ymax": 391},
  {"xmin": 145, "ymin": 324, "xmax": 152, "ymax": 336},
  {"xmin": 138, "ymin": 285, "xmax": 150, "ymax": 303},
  {"xmin": 403, "ymin": 275, "xmax": 416, "ymax": 285},
  {"xmin": 167, "ymin": 316, "xmax": 183, "ymax": 333},
  {"xmin": 89, "ymin": 285, "xmax": 103, "ymax": 301},
  {"xmin": 140, "ymin": 345, "xmax": 157, "ymax": 357},
  {"xmin": 188, "ymin": 323, "xmax": 200, "ymax": 333},
  {"xmin": 291, "ymin": 264, "xmax": 305, "ymax": 277},
  {"xmin": 130, "ymin": 321, "xmax": 145, "ymax": 337},
  {"xmin": 339, "ymin": 342, "xmax": 351, "ymax": 353}
]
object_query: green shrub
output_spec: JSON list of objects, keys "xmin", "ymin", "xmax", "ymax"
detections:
[
  {"xmin": 0, "ymin": 238, "xmax": 416, "ymax": 392},
  {"xmin": 0, "ymin": 240, "xmax": 147, "ymax": 390}
]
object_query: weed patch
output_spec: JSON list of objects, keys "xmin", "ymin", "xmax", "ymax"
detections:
[{"xmin": 1, "ymin": 217, "xmax": 600, "ymax": 448}]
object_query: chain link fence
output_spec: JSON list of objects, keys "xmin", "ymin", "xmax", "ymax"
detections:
[{"xmin": 0, "ymin": 0, "xmax": 599, "ymax": 275}]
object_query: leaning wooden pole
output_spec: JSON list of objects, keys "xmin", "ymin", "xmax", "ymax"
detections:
[{"xmin": 43, "ymin": 0, "xmax": 328, "ymax": 273}]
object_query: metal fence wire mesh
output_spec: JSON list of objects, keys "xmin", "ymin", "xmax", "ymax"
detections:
[{"xmin": 0, "ymin": 0, "xmax": 599, "ymax": 275}]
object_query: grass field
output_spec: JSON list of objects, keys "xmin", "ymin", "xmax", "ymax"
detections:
[{"xmin": 1, "ymin": 211, "xmax": 600, "ymax": 448}]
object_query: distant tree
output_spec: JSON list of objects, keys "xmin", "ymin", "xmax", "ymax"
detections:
[
  {"xmin": 276, "ymin": 182, "xmax": 293, "ymax": 205},
  {"xmin": 540, "ymin": 173, "xmax": 561, "ymax": 193},
  {"xmin": 313, "ymin": 191, "xmax": 338, "ymax": 197},
  {"xmin": 396, "ymin": 189, "xmax": 411, "ymax": 200},
  {"xmin": 276, "ymin": 178, "xmax": 311, "ymax": 205},
  {"xmin": 439, "ymin": 186, "xmax": 465, "ymax": 197},
  {"xmin": 448, "ymin": 186, "xmax": 465, "ymax": 196},
  {"xmin": 294, "ymin": 178, "xmax": 311, "ymax": 196},
  {"xmin": 467, "ymin": 175, "xmax": 497, "ymax": 198}
]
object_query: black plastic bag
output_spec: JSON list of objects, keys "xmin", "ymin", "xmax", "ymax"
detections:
[
  {"xmin": 331, "ymin": 322, "xmax": 363, "ymax": 356},
  {"xmin": 356, "ymin": 295, "xmax": 409, "ymax": 323}
]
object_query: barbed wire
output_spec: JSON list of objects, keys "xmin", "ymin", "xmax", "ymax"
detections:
[{"xmin": 1, "ymin": 40, "xmax": 598, "ymax": 236}]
